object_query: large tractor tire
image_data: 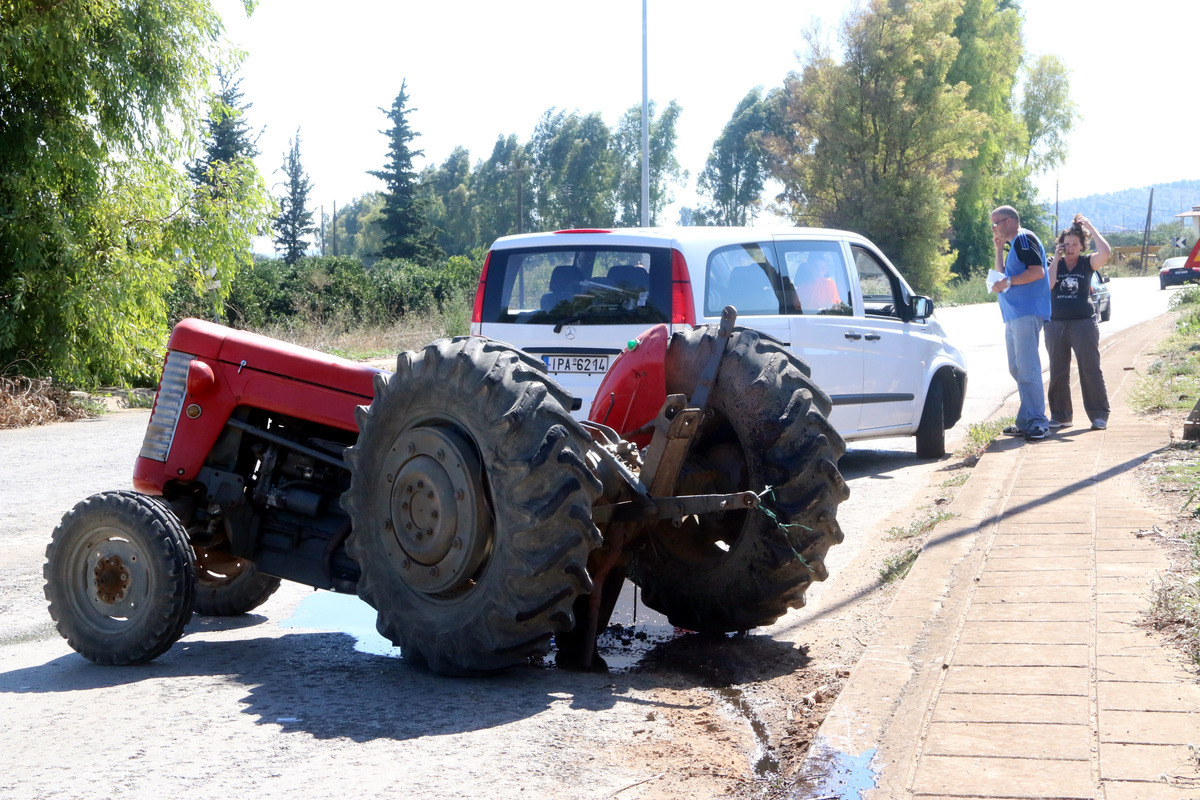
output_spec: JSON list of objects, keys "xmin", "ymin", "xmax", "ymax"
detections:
[
  {"xmin": 341, "ymin": 337, "xmax": 603, "ymax": 675},
  {"xmin": 628, "ymin": 327, "xmax": 849, "ymax": 633},
  {"xmin": 44, "ymin": 490, "xmax": 196, "ymax": 665},
  {"xmin": 192, "ymin": 547, "xmax": 281, "ymax": 616}
]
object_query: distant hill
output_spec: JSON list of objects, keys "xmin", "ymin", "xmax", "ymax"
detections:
[{"xmin": 1043, "ymin": 179, "xmax": 1200, "ymax": 233}]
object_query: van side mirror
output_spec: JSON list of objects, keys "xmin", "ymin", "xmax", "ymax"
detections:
[{"xmin": 910, "ymin": 295, "xmax": 933, "ymax": 320}]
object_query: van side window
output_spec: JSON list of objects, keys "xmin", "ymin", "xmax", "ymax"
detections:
[
  {"xmin": 704, "ymin": 242, "xmax": 786, "ymax": 317},
  {"xmin": 774, "ymin": 242, "xmax": 852, "ymax": 316},
  {"xmin": 851, "ymin": 246, "xmax": 903, "ymax": 318}
]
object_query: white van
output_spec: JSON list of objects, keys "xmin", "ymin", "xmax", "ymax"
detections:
[{"xmin": 470, "ymin": 227, "xmax": 967, "ymax": 458}]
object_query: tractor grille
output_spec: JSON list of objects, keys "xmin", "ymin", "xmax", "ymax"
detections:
[{"xmin": 138, "ymin": 351, "xmax": 194, "ymax": 462}]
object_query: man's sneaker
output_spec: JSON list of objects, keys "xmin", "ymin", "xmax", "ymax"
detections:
[
  {"xmin": 1003, "ymin": 425, "xmax": 1025, "ymax": 436},
  {"xmin": 1091, "ymin": 418, "xmax": 1107, "ymax": 430},
  {"xmin": 1049, "ymin": 419, "xmax": 1071, "ymax": 429},
  {"xmin": 1026, "ymin": 428, "xmax": 1047, "ymax": 440}
]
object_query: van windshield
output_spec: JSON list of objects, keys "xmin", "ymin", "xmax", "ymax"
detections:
[{"xmin": 481, "ymin": 245, "xmax": 672, "ymax": 326}]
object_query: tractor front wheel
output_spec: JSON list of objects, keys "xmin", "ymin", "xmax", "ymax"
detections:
[{"xmin": 44, "ymin": 490, "xmax": 196, "ymax": 664}]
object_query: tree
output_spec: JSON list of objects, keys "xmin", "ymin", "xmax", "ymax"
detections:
[
  {"xmin": 529, "ymin": 110, "xmax": 617, "ymax": 229},
  {"xmin": 471, "ymin": 135, "xmax": 535, "ymax": 244},
  {"xmin": 0, "ymin": 0, "xmax": 272, "ymax": 386},
  {"xmin": 369, "ymin": 81, "xmax": 440, "ymax": 263},
  {"xmin": 767, "ymin": 0, "xmax": 986, "ymax": 294},
  {"xmin": 612, "ymin": 100, "xmax": 687, "ymax": 226},
  {"xmin": 1020, "ymin": 54, "xmax": 1075, "ymax": 174},
  {"xmin": 417, "ymin": 147, "xmax": 475, "ymax": 256},
  {"xmin": 187, "ymin": 68, "xmax": 260, "ymax": 189},
  {"xmin": 698, "ymin": 89, "xmax": 774, "ymax": 226},
  {"xmin": 944, "ymin": 0, "xmax": 1026, "ymax": 275},
  {"xmin": 274, "ymin": 131, "xmax": 317, "ymax": 265}
]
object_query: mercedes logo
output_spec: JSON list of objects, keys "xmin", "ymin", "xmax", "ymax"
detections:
[{"xmin": 564, "ymin": 326, "xmax": 576, "ymax": 340}]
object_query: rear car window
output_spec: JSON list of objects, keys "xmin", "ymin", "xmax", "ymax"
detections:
[{"xmin": 481, "ymin": 246, "xmax": 672, "ymax": 325}]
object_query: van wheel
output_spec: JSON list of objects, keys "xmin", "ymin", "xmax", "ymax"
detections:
[
  {"xmin": 44, "ymin": 490, "xmax": 195, "ymax": 665},
  {"xmin": 342, "ymin": 337, "xmax": 602, "ymax": 675},
  {"xmin": 915, "ymin": 377, "xmax": 946, "ymax": 459},
  {"xmin": 628, "ymin": 327, "xmax": 848, "ymax": 633}
]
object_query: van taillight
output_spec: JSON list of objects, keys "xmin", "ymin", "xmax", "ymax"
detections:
[
  {"xmin": 671, "ymin": 249, "xmax": 696, "ymax": 325},
  {"xmin": 472, "ymin": 251, "xmax": 492, "ymax": 325}
]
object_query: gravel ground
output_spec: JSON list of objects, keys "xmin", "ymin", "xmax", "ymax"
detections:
[{"xmin": 0, "ymin": 408, "xmax": 954, "ymax": 800}]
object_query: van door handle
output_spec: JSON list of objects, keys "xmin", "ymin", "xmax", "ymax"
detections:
[
  {"xmin": 864, "ymin": 333, "xmax": 881, "ymax": 341},
  {"xmin": 844, "ymin": 331, "xmax": 862, "ymax": 341}
]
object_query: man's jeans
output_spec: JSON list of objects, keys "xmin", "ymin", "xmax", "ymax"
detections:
[{"xmin": 1005, "ymin": 314, "xmax": 1048, "ymax": 433}]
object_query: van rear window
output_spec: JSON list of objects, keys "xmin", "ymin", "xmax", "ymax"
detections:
[{"xmin": 480, "ymin": 246, "xmax": 672, "ymax": 325}]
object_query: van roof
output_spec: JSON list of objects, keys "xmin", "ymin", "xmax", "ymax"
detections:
[{"xmin": 489, "ymin": 226, "xmax": 867, "ymax": 250}]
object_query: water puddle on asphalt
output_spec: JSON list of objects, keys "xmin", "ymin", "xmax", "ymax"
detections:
[
  {"xmin": 787, "ymin": 740, "xmax": 878, "ymax": 799},
  {"xmin": 280, "ymin": 591, "xmax": 402, "ymax": 657}
]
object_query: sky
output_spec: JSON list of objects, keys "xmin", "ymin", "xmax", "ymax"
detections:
[{"xmin": 214, "ymin": 0, "xmax": 1200, "ymax": 229}]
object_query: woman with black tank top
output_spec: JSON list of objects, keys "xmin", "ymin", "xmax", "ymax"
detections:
[{"xmin": 1045, "ymin": 214, "xmax": 1112, "ymax": 430}]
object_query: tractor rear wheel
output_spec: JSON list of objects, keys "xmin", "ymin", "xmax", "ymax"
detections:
[
  {"xmin": 44, "ymin": 490, "xmax": 196, "ymax": 664},
  {"xmin": 628, "ymin": 327, "xmax": 849, "ymax": 633},
  {"xmin": 341, "ymin": 337, "xmax": 602, "ymax": 675}
]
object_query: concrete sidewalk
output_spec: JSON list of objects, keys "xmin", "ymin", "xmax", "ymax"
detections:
[{"xmin": 793, "ymin": 312, "xmax": 1200, "ymax": 800}]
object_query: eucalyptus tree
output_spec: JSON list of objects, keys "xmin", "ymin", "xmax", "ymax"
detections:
[
  {"xmin": 698, "ymin": 89, "xmax": 773, "ymax": 226},
  {"xmin": 768, "ymin": 0, "xmax": 985, "ymax": 294},
  {"xmin": 612, "ymin": 100, "xmax": 686, "ymax": 227}
]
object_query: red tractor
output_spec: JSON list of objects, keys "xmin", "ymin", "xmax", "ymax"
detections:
[{"xmin": 44, "ymin": 309, "xmax": 847, "ymax": 674}]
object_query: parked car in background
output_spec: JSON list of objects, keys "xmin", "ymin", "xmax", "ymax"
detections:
[
  {"xmin": 1091, "ymin": 272, "xmax": 1111, "ymax": 321},
  {"xmin": 472, "ymin": 227, "xmax": 968, "ymax": 458},
  {"xmin": 1160, "ymin": 255, "xmax": 1200, "ymax": 289}
]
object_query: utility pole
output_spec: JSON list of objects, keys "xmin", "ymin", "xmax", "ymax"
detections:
[
  {"xmin": 333, "ymin": 200, "xmax": 338, "ymax": 257},
  {"xmin": 320, "ymin": 205, "xmax": 326, "ymax": 256},
  {"xmin": 640, "ymin": 0, "xmax": 650, "ymax": 228},
  {"xmin": 1138, "ymin": 188, "xmax": 1155, "ymax": 273}
]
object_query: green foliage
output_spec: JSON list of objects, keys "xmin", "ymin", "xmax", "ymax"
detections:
[
  {"xmin": 612, "ymin": 100, "xmax": 687, "ymax": 226},
  {"xmin": 274, "ymin": 130, "xmax": 316, "ymax": 265},
  {"xmin": 530, "ymin": 109, "xmax": 618, "ymax": 228},
  {"xmin": 954, "ymin": 416, "xmax": 1014, "ymax": 460},
  {"xmin": 938, "ymin": 267, "xmax": 999, "ymax": 306},
  {"xmin": 370, "ymin": 81, "xmax": 441, "ymax": 264},
  {"xmin": 768, "ymin": 0, "xmax": 987, "ymax": 295},
  {"xmin": 187, "ymin": 68, "xmax": 260, "ymax": 185},
  {"xmin": 1020, "ymin": 55, "xmax": 1075, "ymax": 174},
  {"xmin": 885, "ymin": 510, "xmax": 958, "ymax": 541},
  {"xmin": 880, "ymin": 549, "xmax": 920, "ymax": 583},
  {"xmin": 0, "ymin": 0, "xmax": 270, "ymax": 387},
  {"xmin": 698, "ymin": 88, "xmax": 775, "ymax": 226}
]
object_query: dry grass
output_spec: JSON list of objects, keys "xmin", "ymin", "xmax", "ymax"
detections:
[
  {"xmin": 0, "ymin": 375, "xmax": 99, "ymax": 428},
  {"xmin": 255, "ymin": 297, "xmax": 472, "ymax": 362}
]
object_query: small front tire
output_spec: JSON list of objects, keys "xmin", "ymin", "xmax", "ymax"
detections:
[{"xmin": 44, "ymin": 490, "xmax": 196, "ymax": 665}]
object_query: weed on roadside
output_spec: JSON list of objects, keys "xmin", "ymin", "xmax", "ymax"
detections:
[
  {"xmin": 955, "ymin": 417, "xmax": 1014, "ymax": 462},
  {"xmin": 880, "ymin": 549, "xmax": 919, "ymax": 583},
  {"xmin": 885, "ymin": 510, "xmax": 959, "ymax": 541}
]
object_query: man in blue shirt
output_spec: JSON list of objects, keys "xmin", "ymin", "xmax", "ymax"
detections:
[{"xmin": 989, "ymin": 205, "xmax": 1051, "ymax": 440}]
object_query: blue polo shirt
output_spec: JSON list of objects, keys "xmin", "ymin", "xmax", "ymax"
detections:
[{"xmin": 997, "ymin": 228, "xmax": 1051, "ymax": 322}]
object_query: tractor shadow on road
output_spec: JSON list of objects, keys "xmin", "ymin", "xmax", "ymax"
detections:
[{"xmin": 0, "ymin": 621, "xmax": 806, "ymax": 743}]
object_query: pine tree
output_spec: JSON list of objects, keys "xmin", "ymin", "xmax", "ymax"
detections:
[
  {"xmin": 369, "ymin": 81, "xmax": 440, "ymax": 262},
  {"xmin": 274, "ymin": 131, "xmax": 316, "ymax": 265},
  {"xmin": 188, "ymin": 68, "xmax": 260, "ymax": 191}
]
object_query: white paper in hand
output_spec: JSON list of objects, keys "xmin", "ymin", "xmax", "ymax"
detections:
[{"xmin": 986, "ymin": 269, "xmax": 1008, "ymax": 293}]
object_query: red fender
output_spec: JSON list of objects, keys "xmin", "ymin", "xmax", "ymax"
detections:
[{"xmin": 588, "ymin": 324, "xmax": 668, "ymax": 444}]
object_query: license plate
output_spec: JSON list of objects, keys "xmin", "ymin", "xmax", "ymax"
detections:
[{"xmin": 542, "ymin": 354, "xmax": 609, "ymax": 374}]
